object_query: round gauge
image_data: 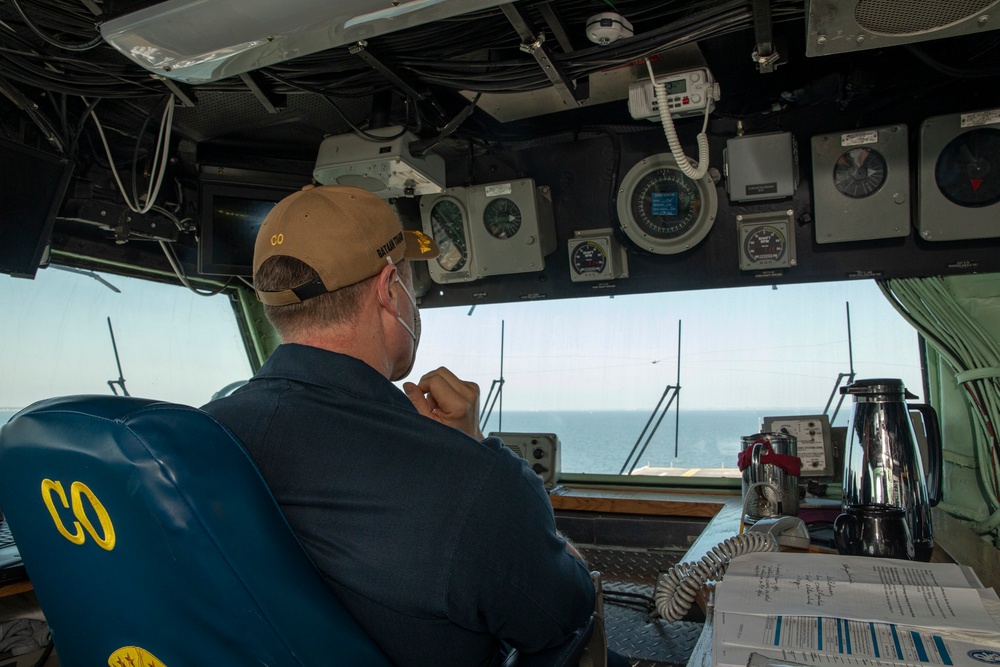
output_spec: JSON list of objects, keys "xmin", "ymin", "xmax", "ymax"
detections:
[
  {"xmin": 935, "ymin": 128, "xmax": 1000, "ymax": 208},
  {"xmin": 428, "ymin": 197, "xmax": 468, "ymax": 272},
  {"xmin": 616, "ymin": 153, "xmax": 718, "ymax": 254},
  {"xmin": 744, "ymin": 225, "xmax": 786, "ymax": 262},
  {"xmin": 571, "ymin": 241, "xmax": 607, "ymax": 275},
  {"xmin": 483, "ymin": 197, "xmax": 522, "ymax": 239},
  {"xmin": 833, "ymin": 147, "xmax": 887, "ymax": 198}
]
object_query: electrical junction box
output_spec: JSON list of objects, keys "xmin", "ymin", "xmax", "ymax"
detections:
[
  {"xmin": 491, "ymin": 432, "xmax": 560, "ymax": 490},
  {"xmin": 567, "ymin": 228, "xmax": 628, "ymax": 282},
  {"xmin": 313, "ymin": 126, "xmax": 445, "ymax": 199},
  {"xmin": 725, "ymin": 132, "xmax": 800, "ymax": 202}
]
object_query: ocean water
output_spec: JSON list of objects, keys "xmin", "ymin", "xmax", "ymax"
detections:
[
  {"xmin": 482, "ymin": 409, "xmax": 802, "ymax": 475},
  {"xmin": 1, "ymin": 407, "xmax": 830, "ymax": 476}
]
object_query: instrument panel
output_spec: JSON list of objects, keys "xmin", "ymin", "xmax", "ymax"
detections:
[{"xmin": 420, "ymin": 179, "xmax": 557, "ymax": 284}]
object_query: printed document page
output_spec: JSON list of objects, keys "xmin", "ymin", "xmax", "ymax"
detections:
[
  {"xmin": 714, "ymin": 553, "xmax": 1000, "ymax": 633},
  {"xmin": 713, "ymin": 553, "xmax": 1000, "ymax": 667},
  {"xmin": 715, "ymin": 609, "xmax": 1000, "ymax": 667}
]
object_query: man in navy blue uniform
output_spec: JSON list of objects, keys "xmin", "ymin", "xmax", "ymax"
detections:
[{"xmin": 204, "ymin": 184, "xmax": 600, "ymax": 667}]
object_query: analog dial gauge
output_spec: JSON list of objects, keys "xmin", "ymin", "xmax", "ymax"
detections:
[
  {"xmin": 834, "ymin": 147, "xmax": 887, "ymax": 199},
  {"xmin": 935, "ymin": 128, "xmax": 1000, "ymax": 208},
  {"xmin": 571, "ymin": 241, "xmax": 607, "ymax": 275},
  {"xmin": 743, "ymin": 225, "xmax": 786, "ymax": 262},
  {"xmin": 429, "ymin": 197, "xmax": 468, "ymax": 272},
  {"xmin": 483, "ymin": 197, "xmax": 522, "ymax": 239}
]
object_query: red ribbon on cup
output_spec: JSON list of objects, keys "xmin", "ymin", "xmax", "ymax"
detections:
[{"xmin": 737, "ymin": 440, "xmax": 802, "ymax": 477}]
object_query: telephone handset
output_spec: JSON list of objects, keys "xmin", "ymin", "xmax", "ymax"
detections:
[
  {"xmin": 745, "ymin": 516, "xmax": 810, "ymax": 549},
  {"xmin": 653, "ymin": 517, "xmax": 810, "ymax": 622}
]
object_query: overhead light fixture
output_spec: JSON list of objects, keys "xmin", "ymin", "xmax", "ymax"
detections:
[{"xmin": 100, "ymin": 0, "xmax": 509, "ymax": 84}]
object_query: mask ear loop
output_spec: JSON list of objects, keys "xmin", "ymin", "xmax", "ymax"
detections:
[
  {"xmin": 385, "ymin": 256, "xmax": 417, "ymax": 341},
  {"xmin": 377, "ymin": 256, "xmax": 397, "ymax": 310}
]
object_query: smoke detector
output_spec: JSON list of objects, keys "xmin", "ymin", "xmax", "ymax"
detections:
[{"xmin": 586, "ymin": 12, "xmax": 633, "ymax": 46}]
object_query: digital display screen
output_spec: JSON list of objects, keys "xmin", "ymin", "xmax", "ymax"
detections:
[
  {"xmin": 666, "ymin": 79, "xmax": 687, "ymax": 95},
  {"xmin": 198, "ymin": 183, "xmax": 296, "ymax": 276},
  {"xmin": 651, "ymin": 191, "xmax": 679, "ymax": 217},
  {"xmin": 209, "ymin": 196, "xmax": 275, "ymax": 267}
]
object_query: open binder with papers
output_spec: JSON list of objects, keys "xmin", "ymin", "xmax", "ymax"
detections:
[{"xmin": 712, "ymin": 553, "xmax": 1000, "ymax": 667}]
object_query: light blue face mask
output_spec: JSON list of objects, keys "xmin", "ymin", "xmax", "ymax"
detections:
[{"xmin": 391, "ymin": 267, "xmax": 421, "ymax": 380}]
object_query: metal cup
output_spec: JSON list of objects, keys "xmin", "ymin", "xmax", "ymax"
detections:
[
  {"xmin": 740, "ymin": 432, "xmax": 799, "ymax": 524},
  {"xmin": 834, "ymin": 504, "xmax": 914, "ymax": 560}
]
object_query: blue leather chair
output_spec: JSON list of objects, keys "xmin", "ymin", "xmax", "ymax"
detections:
[{"xmin": 0, "ymin": 395, "xmax": 393, "ymax": 667}]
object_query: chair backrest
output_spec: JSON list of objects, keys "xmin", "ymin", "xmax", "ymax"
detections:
[{"xmin": 0, "ymin": 395, "xmax": 393, "ymax": 667}]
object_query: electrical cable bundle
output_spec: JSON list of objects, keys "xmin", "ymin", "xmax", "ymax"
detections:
[
  {"xmin": 879, "ymin": 277, "xmax": 1000, "ymax": 542},
  {"xmin": 1, "ymin": 0, "xmax": 806, "ymax": 101}
]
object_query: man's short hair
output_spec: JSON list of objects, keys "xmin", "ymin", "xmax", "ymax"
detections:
[{"xmin": 255, "ymin": 255, "xmax": 373, "ymax": 338}]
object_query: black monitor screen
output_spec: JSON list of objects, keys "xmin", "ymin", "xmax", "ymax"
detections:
[
  {"xmin": 198, "ymin": 183, "xmax": 295, "ymax": 277},
  {"xmin": 0, "ymin": 137, "xmax": 74, "ymax": 279}
]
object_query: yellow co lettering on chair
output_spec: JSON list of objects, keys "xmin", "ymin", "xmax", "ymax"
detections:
[
  {"xmin": 108, "ymin": 646, "xmax": 167, "ymax": 667},
  {"xmin": 41, "ymin": 479, "xmax": 116, "ymax": 551},
  {"xmin": 271, "ymin": 233, "xmax": 284, "ymax": 246}
]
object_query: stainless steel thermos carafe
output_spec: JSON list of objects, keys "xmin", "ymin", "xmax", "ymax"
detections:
[{"xmin": 840, "ymin": 378, "xmax": 942, "ymax": 561}]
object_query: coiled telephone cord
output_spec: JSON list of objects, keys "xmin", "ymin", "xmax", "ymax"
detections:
[
  {"xmin": 645, "ymin": 58, "xmax": 711, "ymax": 181},
  {"xmin": 653, "ymin": 531, "xmax": 779, "ymax": 621}
]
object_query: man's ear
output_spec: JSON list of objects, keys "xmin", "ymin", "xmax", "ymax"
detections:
[{"xmin": 374, "ymin": 262, "xmax": 397, "ymax": 311}]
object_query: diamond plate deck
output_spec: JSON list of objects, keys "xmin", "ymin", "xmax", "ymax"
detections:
[{"xmin": 579, "ymin": 546, "xmax": 703, "ymax": 666}]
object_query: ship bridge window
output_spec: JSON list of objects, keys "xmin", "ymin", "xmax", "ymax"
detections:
[
  {"xmin": 1, "ymin": 268, "xmax": 252, "ymax": 425},
  {"xmin": 410, "ymin": 280, "xmax": 924, "ymax": 479}
]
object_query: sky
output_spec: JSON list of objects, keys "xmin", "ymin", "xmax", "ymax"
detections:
[
  {"xmin": 407, "ymin": 280, "xmax": 924, "ymax": 413},
  {"xmin": 0, "ymin": 266, "xmax": 924, "ymax": 414},
  {"xmin": 0, "ymin": 267, "xmax": 251, "ymax": 409}
]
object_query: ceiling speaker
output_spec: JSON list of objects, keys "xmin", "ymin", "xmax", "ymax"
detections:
[
  {"xmin": 917, "ymin": 108, "xmax": 1000, "ymax": 241},
  {"xmin": 805, "ymin": 0, "xmax": 1000, "ymax": 57},
  {"xmin": 810, "ymin": 125, "xmax": 910, "ymax": 243}
]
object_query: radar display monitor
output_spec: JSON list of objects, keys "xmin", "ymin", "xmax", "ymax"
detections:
[{"xmin": 197, "ymin": 182, "xmax": 297, "ymax": 277}]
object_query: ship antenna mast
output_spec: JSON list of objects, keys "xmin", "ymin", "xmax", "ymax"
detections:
[{"xmin": 107, "ymin": 317, "xmax": 130, "ymax": 397}]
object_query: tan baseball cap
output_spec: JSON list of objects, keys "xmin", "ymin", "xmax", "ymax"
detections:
[{"xmin": 253, "ymin": 184, "xmax": 439, "ymax": 306}]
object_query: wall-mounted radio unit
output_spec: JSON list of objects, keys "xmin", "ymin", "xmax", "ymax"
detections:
[
  {"xmin": 628, "ymin": 67, "xmax": 719, "ymax": 121},
  {"xmin": 811, "ymin": 124, "xmax": 910, "ymax": 244},
  {"xmin": 491, "ymin": 432, "xmax": 561, "ymax": 490}
]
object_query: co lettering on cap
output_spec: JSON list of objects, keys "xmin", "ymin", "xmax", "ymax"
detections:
[{"xmin": 271, "ymin": 233, "xmax": 284, "ymax": 246}]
